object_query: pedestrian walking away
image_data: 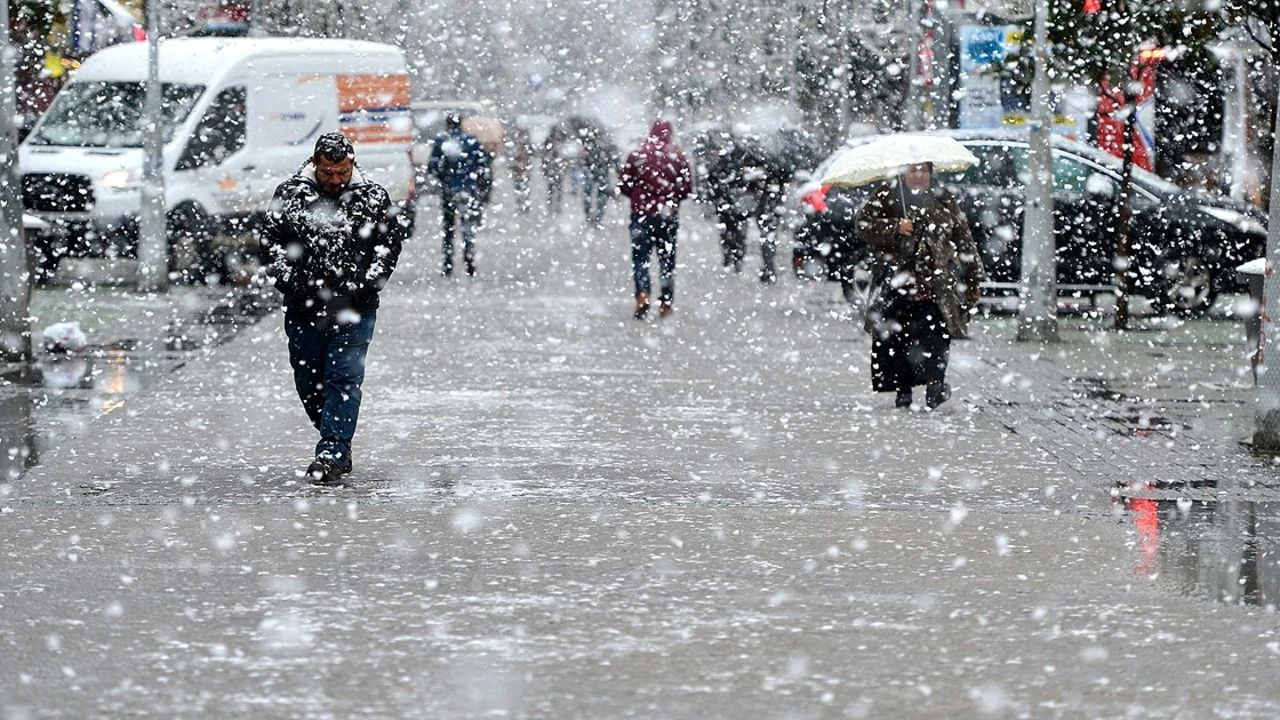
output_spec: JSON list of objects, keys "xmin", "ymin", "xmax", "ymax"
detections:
[
  {"xmin": 260, "ymin": 132, "xmax": 409, "ymax": 484},
  {"xmin": 579, "ymin": 124, "xmax": 618, "ymax": 226},
  {"xmin": 508, "ymin": 124, "xmax": 535, "ymax": 215},
  {"xmin": 428, "ymin": 112, "xmax": 493, "ymax": 277},
  {"xmin": 542, "ymin": 123, "xmax": 572, "ymax": 216},
  {"xmin": 855, "ymin": 162, "xmax": 983, "ymax": 410},
  {"xmin": 737, "ymin": 138, "xmax": 792, "ymax": 283},
  {"xmin": 701, "ymin": 128, "xmax": 749, "ymax": 273},
  {"xmin": 617, "ymin": 119, "xmax": 694, "ymax": 319}
]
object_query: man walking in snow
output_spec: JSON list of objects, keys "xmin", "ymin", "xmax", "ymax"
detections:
[
  {"xmin": 428, "ymin": 113, "xmax": 492, "ymax": 277},
  {"xmin": 617, "ymin": 119, "xmax": 694, "ymax": 319},
  {"xmin": 260, "ymin": 132, "xmax": 409, "ymax": 485}
]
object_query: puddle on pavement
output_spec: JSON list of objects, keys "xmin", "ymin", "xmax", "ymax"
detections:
[
  {"xmin": 1121, "ymin": 492, "xmax": 1280, "ymax": 607},
  {"xmin": 0, "ymin": 288, "xmax": 275, "ymax": 480}
]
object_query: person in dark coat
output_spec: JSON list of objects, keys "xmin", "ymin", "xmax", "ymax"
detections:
[
  {"xmin": 618, "ymin": 119, "xmax": 694, "ymax": 319},
  {"xmin": 737, "ymin": 138, "xmax": 792, "ymax": 283},
  {"xmin": 542, "ymin": 123, "xmax": 571, "ymax": 215},
  {"xmin": 701, "ymin": 129, "xmax": 749, "ymax": 273},
  {"xmin": 428, "ymin": 113, "xmax": 492, "ymax": 277},
  {"xmin": 855, "ymin": 162, "xmax": 984, "ymax": 410},
  {"xmin": 261, "ymin": 132, "xmax": 409, "ymax": 484},
  {"xmin": 508, "ymin": 124, "xmax": 535, "ymax": 215},
  {"xmin": 579, "ymin": 126, "xmax": 617, "ymax": 226}
]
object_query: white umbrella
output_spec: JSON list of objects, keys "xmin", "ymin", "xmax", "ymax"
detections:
[{"xmin": 818, "ymin": 134, "xmax": 979, "ymax": 188}]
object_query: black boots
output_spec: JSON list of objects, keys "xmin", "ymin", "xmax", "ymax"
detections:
[
  {"xmin": 896, "ymin": 383, "xmax": 951, "ymax": 410},
  {"xmin": 926, "ymin": 382, "xmax": 951, "ymax": 410},
  {"xmin": 307, "ymin": 456, "xmax": 350, "ymax": 486}
]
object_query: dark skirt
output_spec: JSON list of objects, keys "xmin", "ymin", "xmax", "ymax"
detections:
[{"xmin": 871, "ymin": 297, "xmax": 950, "ymax": 392}]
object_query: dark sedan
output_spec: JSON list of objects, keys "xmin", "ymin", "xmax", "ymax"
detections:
[{"xmin": 793, "ymin": 130, "xmax": 1269, "ymax": 317}]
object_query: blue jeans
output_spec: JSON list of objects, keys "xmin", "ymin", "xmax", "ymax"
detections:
[
  {"xmin": 630, "ymin": 214, "xmax": 678, "ymax": 305},
  {"xmin": 284, "ymin": 310, "xmax": 376, "ymax": 469}
]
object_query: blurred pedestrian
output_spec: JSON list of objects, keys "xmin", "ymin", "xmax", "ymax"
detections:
[
  {"xmin": 428, "ymin": 113, "xmax": 493, "ymax": 277},
  {"xmin": 579, "ymin": 125, "xmax": 617, "ymax": 226},
  {"xmin": 701, "ymin": 129, "xmax": 749, "ymax": 273},
  {"xmin": 542, "ymin": 123, "xmax": 571, "ymax": 215},
  {"xmin": 508, "ymin": 124, "xmax": 535, "ymax": 215},
  {"xmin": 737, "ymin": 138, "xmax": 792, "ymax": 283},
  {"xmin": 617, "ymin": 119, "xmax": 694, "ymax": 319},
  {"xmin": 855, "ymin": 162, "xmax": 983, "ymax": 410},
  {"xmin": 261, "ymin": 132, "xmax": 409, "ymax": 484}
]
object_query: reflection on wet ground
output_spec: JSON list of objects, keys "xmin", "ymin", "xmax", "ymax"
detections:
[
  {"xmin": 1120, "ymin": 488, "xmax": 1280, "ymax": 607},
  {"xmin": 0, "ymin": 287, "xmax": 274, "ymax": 481}
]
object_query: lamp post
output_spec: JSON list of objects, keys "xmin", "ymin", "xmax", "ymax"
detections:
[
  {"xmin": 1016, "ymin": 0, "xmax": 1058, "ymax": 342},
  {"xmin": 0, "ymin": 0, "xmax": 32, "ymax": 363},
  {"xmin": 136, "ymin": 0, "xmax": 167, "ymax": 292},
  {"xmin": 1252, "ymin": 84, "xmax": 1280, "ymax": 454}
]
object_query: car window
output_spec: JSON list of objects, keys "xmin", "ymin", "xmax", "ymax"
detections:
[
  {"xmin": 952, "ymin": 144, "xmax": 1025, "ymax": 189},
  {"xmin": 176, "ymin": 86, "xmax": 246, "ymax": 171},
  {"xmin": 1053, "ymin": 154, "xmax": 1114, "ymax": 194},
  {"xmin": 29, "ymin": 81, "xmax": 204, "ymax": 148}
]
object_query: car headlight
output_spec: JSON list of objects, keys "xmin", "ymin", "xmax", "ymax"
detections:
[
  {"xmin": 1199, "ymin": 204, "xmax": 1267, "ymax": 236},
  {"xmin": 99, "ymin": 169, "xmax": 140, "ymax": 190}
]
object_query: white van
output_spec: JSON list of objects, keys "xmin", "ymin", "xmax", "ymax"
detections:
[{"xmin": 19, "ymin": 37, "xmax": 415, "ymax": 282}]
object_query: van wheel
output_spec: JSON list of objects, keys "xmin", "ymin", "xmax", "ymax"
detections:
[
  {"xmin": 166, "ymin": 204, "xmax": 220, "ymax": 284},
  {"xmin": 1152, "ymin": 253, "xmax": 1216, "ymax": 318}
]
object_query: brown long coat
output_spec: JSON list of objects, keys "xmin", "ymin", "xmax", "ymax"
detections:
[{"xmin": 855, "ymin": 180, "xmax": 985, "ymax": 337}]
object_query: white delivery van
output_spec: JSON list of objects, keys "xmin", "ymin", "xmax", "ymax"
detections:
[{"xmin": 19, "ymin": 37, "xmax": 415, "ymax": 282}]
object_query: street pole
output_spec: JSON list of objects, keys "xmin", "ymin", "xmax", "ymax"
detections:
[
  {"xmin": 1016, "ymin": 0, "xmax": 1058, "ymax": 342},
  {"xmin": 1252, "ymin": 84, "xmax": 1280, "ymax": 454},
  {"xmin": 0, "ymin": 1, "xmax": 32, "ymax": 364},
  {"xmin": 905, "ymin": 0, "xmax": 924, "ymax": 131},
  {"xmin": 1113, "ymin": 83, "xmax": 1137, "ymax": 330},
  {"xmin": 136, "ymin": 0, "xmax": 167, "ymax": 292}
]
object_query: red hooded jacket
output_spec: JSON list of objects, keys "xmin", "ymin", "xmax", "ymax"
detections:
[{"xmin": 618, "ymin": 120, "xmax": 694, "ymax": 217}]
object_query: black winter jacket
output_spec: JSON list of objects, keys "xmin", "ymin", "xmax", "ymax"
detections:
[{"xmin": 261, "ymin": 163, "xmax": 407, "ymax": 322}]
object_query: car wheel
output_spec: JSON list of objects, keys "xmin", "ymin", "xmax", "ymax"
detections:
[
  {"xmin": 1153, "ymin": 253, "xmax": 1217, "ymax": 318},
  {"xmin": 166, "ymin": 204, "xmax": 221, "ymax": 285}
]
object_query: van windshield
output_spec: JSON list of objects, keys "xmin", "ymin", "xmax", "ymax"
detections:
[{"xmin": 29, "ymin": 81, "xmax": 205, "ymax": 148}]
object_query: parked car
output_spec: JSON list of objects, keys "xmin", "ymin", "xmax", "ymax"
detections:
[{"xmin": 793, "ymin": 129, "xmax": 1269, "ymax": 317}]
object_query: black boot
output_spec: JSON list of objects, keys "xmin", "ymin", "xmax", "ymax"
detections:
[
  {"xmin": 895, "ymin": 389, "xmax": 912, "ymax": 409},
  {"xmin": 926, "ymin": 382, "xmax": 951, "ymax": 410}
]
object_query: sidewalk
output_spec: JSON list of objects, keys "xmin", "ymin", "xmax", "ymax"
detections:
[{"xmin": 2, "ymin": 204, "xmax": 1279, "ymax": 718}]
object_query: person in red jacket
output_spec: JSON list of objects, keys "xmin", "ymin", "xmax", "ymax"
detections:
[{"xmin": 617, "ymin": 119, "xmax": 694, "ymax": 319}]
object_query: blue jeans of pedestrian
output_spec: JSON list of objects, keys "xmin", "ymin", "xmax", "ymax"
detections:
[
  {"xmin": 630, "ymin": 213, "xmax": 678, "ymax": 305},
  {"xmin": 284, "ymin": 310, "xmax": 376, "ymax": 469}
]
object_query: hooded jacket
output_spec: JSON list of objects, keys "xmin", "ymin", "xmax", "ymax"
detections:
[
  {"xmin": 261, "ymin": 161, "xmax": 407, "ymax": 322},
  {"xmin": 618, "ymin": 120, "xmax": 694, "ymax": 217}
]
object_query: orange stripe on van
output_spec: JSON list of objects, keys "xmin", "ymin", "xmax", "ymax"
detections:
[
  {"xmin": 341, "ymin": 126, "xmax": 413, "ymax": 144},
  {"xmin": 337, "ymin": 74, "xmax": 410, "ymax": 113}
]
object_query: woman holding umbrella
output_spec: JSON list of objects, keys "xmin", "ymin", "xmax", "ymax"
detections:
[{"xmin": 855, "ymin": 161, "xmax": 984, "ymax": 410}]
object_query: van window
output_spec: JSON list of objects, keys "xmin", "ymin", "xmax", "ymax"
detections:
[
  {"xmin": 176, "ymin": 86, "xmax": 247, "ymax": 170},
  {"xmin": 28, "ymin": 82, "xmax": 204, "ymax": 148}
]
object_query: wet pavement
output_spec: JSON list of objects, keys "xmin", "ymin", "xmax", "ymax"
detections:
[
  {"xmin": 2, "ymin": 191, "xmax": 1280, "ymax": 718},
  {"xmin": 0, "ymin": 281, "xmax": 274, "ymax": 481}
]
